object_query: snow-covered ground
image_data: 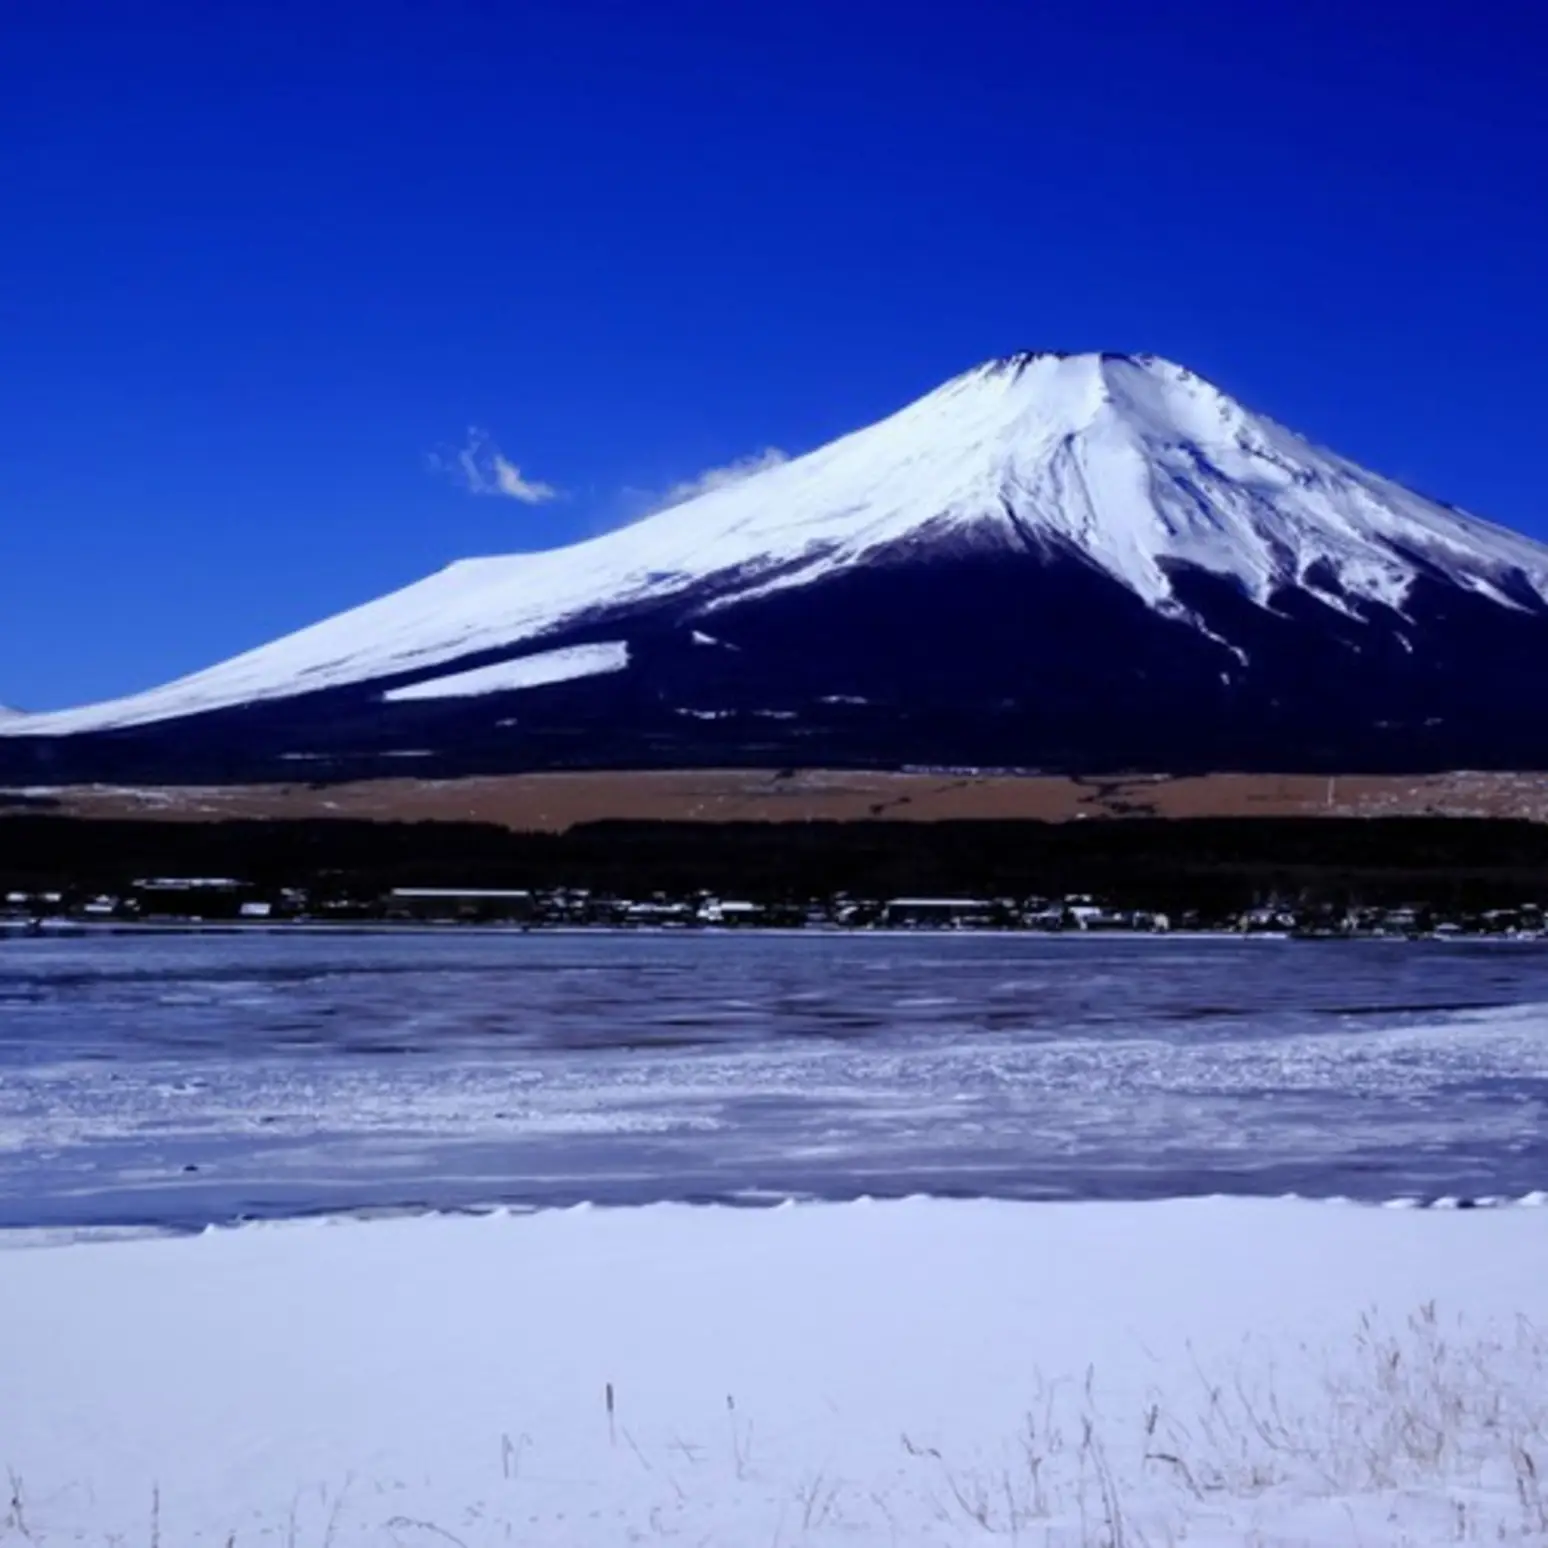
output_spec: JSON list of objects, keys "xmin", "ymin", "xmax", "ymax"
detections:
[{"xmin": 2, "ymin": 1197, "xmax": 1546, "ymax": 1546}]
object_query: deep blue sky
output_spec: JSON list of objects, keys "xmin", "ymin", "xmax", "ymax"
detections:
[{"xmin": 3, "ymin": 0, "xmax": 1545, "ymax": 709}]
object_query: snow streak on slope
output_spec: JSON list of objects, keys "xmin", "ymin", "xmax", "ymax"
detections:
[
  {"xmin": 8, "ymin": 352, "xmax": 1548, "ymax": 736},
  {"xmin": 381, "ymin": 641, "xmax": 630, "ymax": 702}
]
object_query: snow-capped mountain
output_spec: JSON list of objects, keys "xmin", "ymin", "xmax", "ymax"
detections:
[{"xmin": 7, "ymin": 351, "xmax": 1548, "ymax": 783}]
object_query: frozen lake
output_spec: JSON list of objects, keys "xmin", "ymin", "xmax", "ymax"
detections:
[{"xmin": 1, "ymin": 929, "xmax": 1546, "ymax": 1228}]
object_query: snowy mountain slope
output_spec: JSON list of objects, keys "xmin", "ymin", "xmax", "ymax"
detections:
[
  {"xmin": 4, "ymin": 351, "xmax": 1548, "ymax": 780},
  {"xmin": 8, "ymin": 351, "xmax": 1548, "ymax": 742}
]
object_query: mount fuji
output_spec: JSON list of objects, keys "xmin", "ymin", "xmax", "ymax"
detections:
[{"xmin": 7, "ymin": 351, "xmax": 1548, "ymax": 784}]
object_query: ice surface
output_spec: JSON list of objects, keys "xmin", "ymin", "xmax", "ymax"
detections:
[
  {"xmin": 10, "ymin": 352, "xmax": 1548, "ymax": 735},
  {"xmin": 1, "ymin": 1197, "xmax": 1545, "ymax": 1546},
  {"xmin": 3, "ymin": 932, "xmax": 1547, "ymax": 1229}
]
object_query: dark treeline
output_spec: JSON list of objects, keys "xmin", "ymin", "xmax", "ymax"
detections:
[{"xmin": 4, "ymin": 815, "xmax": 1548, "ymax": 913}]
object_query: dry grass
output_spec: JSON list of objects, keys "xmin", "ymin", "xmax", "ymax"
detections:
[
  {"xmin": 919, "ymin": 1305, "xmax": 1548, "ymax": 1545},
  {"xmin": 15, "ymin": 768, "xmax": 1548, "ymax": 831},
  {"xmin": 4, "ymin": 1306, "xmax": 1544, "ymax": 1546}
]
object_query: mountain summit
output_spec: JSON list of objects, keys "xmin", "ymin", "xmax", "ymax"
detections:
[{"xmin": 7, "ymin": 353, "xmax": 1548, "ymax": 781}]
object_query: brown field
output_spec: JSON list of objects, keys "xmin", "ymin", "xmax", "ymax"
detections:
[{"xmin": 8, "ymin": 767, "xmax": 1548, "ymax": 830}]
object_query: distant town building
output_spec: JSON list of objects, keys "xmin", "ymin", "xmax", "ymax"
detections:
[
  {"xmin": 697, "ymin": 899, "xmax": 766, "ymax": 926},
  {"xmin": 882, "ymin": 897, "xmax": 995, "ymax": 928},
  {"xmin": 384, "ymin": 888, "xmax": 534, "ymax": 923},
  {"xmin": 132, "ymin": 878, "xmax": 250, "ymax": 920}
]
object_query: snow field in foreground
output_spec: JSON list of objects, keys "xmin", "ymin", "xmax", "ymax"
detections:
[{"xmin": 2, "ymin": 1197, "xmax": 1546, "ymax": 1546}]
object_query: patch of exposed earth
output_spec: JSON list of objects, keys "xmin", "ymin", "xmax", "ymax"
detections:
[{"xmin": 7, "ymin": 767, "xmax": 1548, "ymax": 830}]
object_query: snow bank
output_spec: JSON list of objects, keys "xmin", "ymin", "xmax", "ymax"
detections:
[{"xmin": 2, "ymin": 1197, "xmax": 1545, "ymax": 1545}]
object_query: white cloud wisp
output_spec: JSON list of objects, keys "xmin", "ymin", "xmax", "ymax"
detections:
[
  {"xmin": 649, "ymin": 447, "xmax": 789, "ymax": 514},
  {"xmin": 429, "ymin": 428, "xmax": 560, "ymax": 504}
]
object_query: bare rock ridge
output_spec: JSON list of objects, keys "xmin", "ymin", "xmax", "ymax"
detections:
[{"xmin": 6, "ymin": 352, "xmax": 1548, "ymax": 782}]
